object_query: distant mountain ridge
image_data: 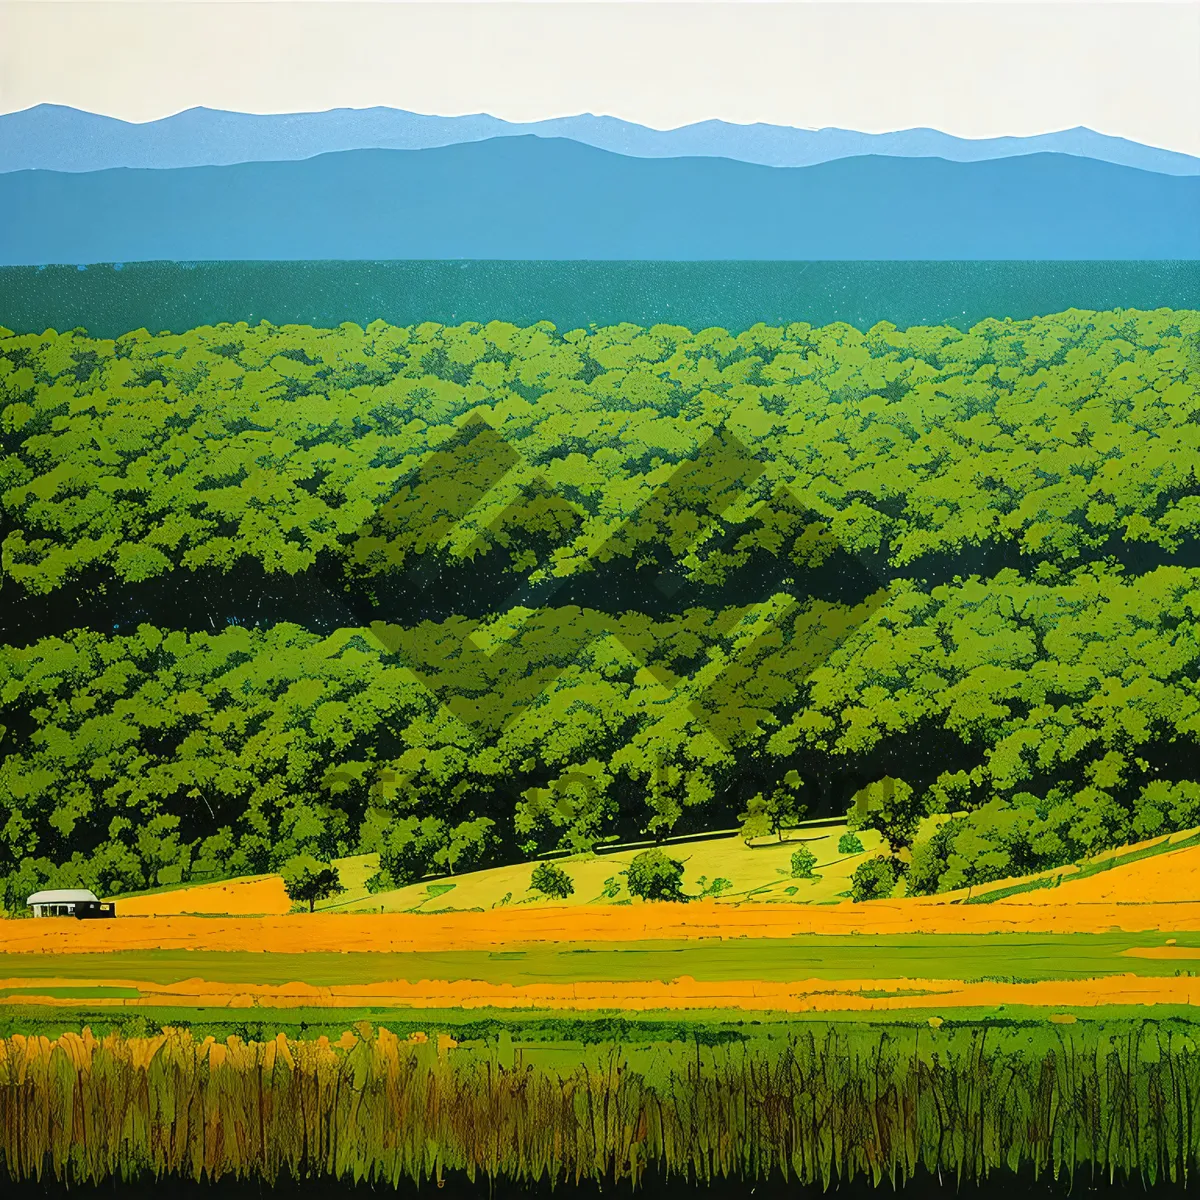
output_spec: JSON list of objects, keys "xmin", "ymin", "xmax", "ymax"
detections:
[
  {"xmin": 2, "ymin": 138, "xmax": 1197, "ymax": 265},
  {"xmin": 3, "ymin": 103, "xmax": 1199, "ymax": 176}
]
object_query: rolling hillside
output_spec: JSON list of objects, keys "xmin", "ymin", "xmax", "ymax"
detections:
[
  {"xmin": 105, "ymin": 826, "xmax": 879, "ymax": 916},
  {"xmin": 96, "ymin": 824, "xmax": 1200, "ymax": 921},
  {"xmin": 3, "ymin": 140, "xmax": 1199, "ymax": 264}
]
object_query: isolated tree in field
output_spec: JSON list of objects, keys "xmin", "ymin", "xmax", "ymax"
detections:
[
  {"xmin": 530, "ymin": 861, "xmax": 575, "ymax": 899},
  {"xmin": 281, "ymin": 854, "xmax": 345, "ymax": 913},
  {"xmin": 838, "ymin": 831, "xmax": 865, "ymax": 855},
  {"xmin": 790, "ymin": 846, "xmax": 818, "ymax": 879},
  {"xmin": 740, "ymin": 771, "xmax": 806, "ymax": 842},
  {"xmin": 850, "ymin": 856, "xmax": 899, "ymax": 902},
  {"xmin": 626, "ymin": 848, "xmax": 686, "ymax": 902}
]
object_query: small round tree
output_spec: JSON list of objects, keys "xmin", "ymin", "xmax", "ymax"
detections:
[
  {"xmin": 838, "ymin": 831, "xmax": 865, "ymax": 855},
  {"xmin": 790, "ymin": 846, "xmax": 818, "ymax": 879},
  {"xmin": 530, "ymin": 861, "xmax": 575, "ymax": 899},
  {"xmin": 626, "ymin": 849, "xmax": 686, "ymax": 902},
  {"xmin": 850, "ymin": 855, "xmax": 899, "ymax": 902},
  {"xmin": 281, "ymin": 854, "xmax": 345, "ymax": 913}
]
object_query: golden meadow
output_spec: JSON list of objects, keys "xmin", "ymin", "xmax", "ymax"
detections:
[{"xmin": 1, "ymin": 1022, "xmax": 1200, "ymax": 1189}]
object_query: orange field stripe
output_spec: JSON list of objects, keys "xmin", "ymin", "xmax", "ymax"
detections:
[
  {"xmin": 6, "ymin": 898, "xmax": 1200, "ymax": 955},
  {"xmin": 0, "ymin": 972, "xmax": 1194, "ymax": 1013}
]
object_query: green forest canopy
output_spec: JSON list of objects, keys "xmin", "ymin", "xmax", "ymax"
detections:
[
  {"xmin": 1, "ymin": 308, "xmax": 1198, "ymax": 905},
  {"xmin": 3, "ymin": 309, "xmax": 1199, "ymax": 595}
]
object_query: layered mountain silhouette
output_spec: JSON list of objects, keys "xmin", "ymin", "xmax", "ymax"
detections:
[
  {"xmin": 3, "ymin": 103, "xmax": 1199, "ymax": 177},
  {"xmin": 2, "ymin": 138, "xmax": 1197, "ymax": 264}
]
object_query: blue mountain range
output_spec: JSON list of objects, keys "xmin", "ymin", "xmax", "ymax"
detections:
[
  {"xmin": 2, "ymin": 138, "xmax": 1197, "ymax": 265},
  {"xmin": 3, "ymin": 103, "xmax": 1199, "ymax": 176}
]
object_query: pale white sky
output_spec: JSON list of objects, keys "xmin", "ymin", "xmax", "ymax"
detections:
[{"xmin": 2, "ymin": 2, "xmax": 1198, "ymax": 154}]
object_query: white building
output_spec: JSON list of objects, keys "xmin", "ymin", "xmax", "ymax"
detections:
[{"xmin": 26, "ymin": 889, "xmax": 115, "ymax": 918}]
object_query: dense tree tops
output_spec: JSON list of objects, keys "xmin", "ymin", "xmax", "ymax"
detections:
[
  {"xmin": 2, "ymin": 310, "xmax": 1198, "ymax": 905},
  {"xmin": 2, "ymin": 309, "xmax": 1198, "ymax": 603},
  {"xmin": 2, "ymin": 564, "xmax": 1198, "ymax": 904}
]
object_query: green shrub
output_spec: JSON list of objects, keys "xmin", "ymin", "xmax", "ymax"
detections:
[
  {"xmin": 530, "ymin": 861, "xmax": 575, "ymax": 899},
  {"xmin": 790, "ymin": 846, "xmax": 818, "ymax": 879},
  {"xmin": 850, "ymin": 856, "xmax": 899, "ymax": 902},
  {"xmin": 838, "ymin": 832, "xmax": 865, "ymax": 855},
  {"xmin": 626, "ymin": 849, "xmax": 686, "ymax": 902}
]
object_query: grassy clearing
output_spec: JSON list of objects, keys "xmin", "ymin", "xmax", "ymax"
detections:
[
  {"xmin": 96, "ymin": 827, "xmax": 878, "ymax": 919},
  {"xmin": 93, "ymin": 822, "xmax": 1200, "ymax": 920},
  {"xmin": 325, "ymin": 827, "xmax": 878, "ymax": 915}
]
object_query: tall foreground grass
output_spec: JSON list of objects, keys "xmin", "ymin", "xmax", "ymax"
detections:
[{"xmin": 1, "ymin": 1023, "xmax": 1199, "ymax": 1189}]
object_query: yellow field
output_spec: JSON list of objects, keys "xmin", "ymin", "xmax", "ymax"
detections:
[
  {"xmin": 1003, "ymin": 834, "xmax": 1200, "ymax": 904},
  {"xmin": 5, "ymin": 828, "xmax": 1197, "ymax": 1023},
  {"xmin": 922, "ymin": 827, "xmax": 1200, "ymax": 905},
  {"xmin": 10, "ymin": 891, "xmax": 1200, "ymax": 958},
  {"xmin": 7, "ymin": 840, "xmax": 1200, "ymax": 1017},
  {"xmin": 113, "ymin": 875, "xmax": 293, "ymax": 917},
  {"xmin": 332, "ymin": 825, "xmax": 879, "ymax": 914},
  {"xmin": 103, "ymin": 825, "xmax": 879, "ymax": 918},
  {"xmin": 94, "ymin": 820, "xmax": 1200, "ymax": 927}
]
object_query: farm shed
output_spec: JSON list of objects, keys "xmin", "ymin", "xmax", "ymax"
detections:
[{"xmin": 26, "ymin": 889, "xmax": 115, "ymax": 919}]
